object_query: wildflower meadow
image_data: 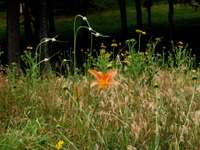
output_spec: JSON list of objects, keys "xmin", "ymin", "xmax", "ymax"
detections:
[{"xmin": 0, "ymin": 14, "xmax": 200, "ymax": 150}]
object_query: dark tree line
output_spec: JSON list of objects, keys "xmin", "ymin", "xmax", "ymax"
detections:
[
  {"xmin": 115, "ymin": 0, "xmax": 174, "ymax": 39},
  {"xmin": 7, "ymin": 0, "xmax": 55, "ymax": 67},
  {"xmin": 6, "ymin": 0, "xmax": 90, "ymax": 67},
  {"xmin": 7, "ymin": 0, "xmax": 20, "ymax": 65},
  {"xmin": 118, "ymin": 0, "xmax": 128, "ymax": 39},
  {"xmin": 5, "ymin": 0, "xmax": 92, "ymax": 73},
  {"xmin": 5, "ymin": 0, "xmax": 176, "ymax": 67}
]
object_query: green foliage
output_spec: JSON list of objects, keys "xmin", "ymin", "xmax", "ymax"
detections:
[
  {"xmin": 168, "ymin": 42, "xmax": 195, "ymax": 70},
  {"xmin": 93, "ymin": 48, "xmax": 113, "ymax": 72},
  {"xmin": 1, "ymin": 63, "xmax": 200, "ymax": 149},
  {"xmin": 0, "ymin": 119, "xmax": 49, "ymax": 150},
  {"xmin": 123, "ymin": 51, "xmax": 146, "ymax": 78},
  {"xmin": 7, "ymin": 63, "xmax": 19, "ymax": 91},
  {"xmin": 21, "ymin": 51, "xmax": 39, "ymax": 82}
]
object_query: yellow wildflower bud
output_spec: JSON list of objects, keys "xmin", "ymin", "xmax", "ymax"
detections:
[
  {"xmin": 55, "ymin": 140, "xmax": 64, "ymax": 150},
  {"xmin": 177, "ymin": 41, "xmax": 183, "ymax": 45},
  {"xmin": 111, "ymin": 43, "xmax": 118, "ymax": 47},
  {"xmin": 111, "ymin": 39, "xmax": 118, "ymax": 47},
  {"xmin": 26, "ymin": 46, "xmax": 33, "ymax": 50},
  {"xmin": 100, "ymin": 43, "xmax": 107, "ymax": 49},
  {"xmin": 136, "ymin": 29, "xmax": 146, "ymax": 35},
  {"xmin": 142, "ymin": 31, "xmax": 146, "ymax": 35},
  {"xmin": 136, "ymin": 29, "xmax": 143, "ymax": 33}
]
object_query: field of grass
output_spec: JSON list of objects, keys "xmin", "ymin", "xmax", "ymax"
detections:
[
  {"xmin": 0, "ymin": 33, "xmax": 200, "ymax": 149},
  {"xmin": 0, "ymin": 2, "xmax": 200, "ymax": 149}
]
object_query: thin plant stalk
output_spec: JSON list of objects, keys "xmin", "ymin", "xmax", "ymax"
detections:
[
  {"xmin": 90, "ymin": 33, "xmax": 93, "ymax": 56},
  {"xmin": 35, "ymin": 37, "xmax": 56, "ymax": 62},
  {"xmin": 73, "ymin": 15, "xmax": 92, "ymax": 74},
  {"xmin": 179, "ymin": 78, "xmax": 197, "ymax": 142},
  {"xmin": 73, "ymin": 14, "xmax": 109, "ymax": 74},
  {"xmin": 138, "ymin": 33, "xmax": 141, "ymax": 52},
  {"xmin": 73, "ymin": 26, "xmax": 91, "ymax": 74},
  {"xmin": 154, "ymin": 86, "xmax": 160, "ymax": 150}
]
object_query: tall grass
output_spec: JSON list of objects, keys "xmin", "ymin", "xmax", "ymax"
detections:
[
  {"xmin": 0, "ymin": 24, "xmax": 200, "ymax": 149},
  {"xmin": 1, "ymin": 67, "xmax": 200, "ymax": 149}
]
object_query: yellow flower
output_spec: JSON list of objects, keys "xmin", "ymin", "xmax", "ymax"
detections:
[
  {"xmin": 100, "ymin": 43, "xmax": 107, "ymax": 49},
  {"xmin": 88, "ymin": 69, "xmax": 118, "ymax": 89},
  {"xmin": 136, "ymin": 29, "xmax": 142, "ymax": 33},
  {"xmin": 177, "ymin": 41, "xmax": 183, "ymax": 45},
  {"xmin": 55, "ymin": 140, "xmax": 64, "ymax": 150},
  {"xmin": 136, "ymin": 29, "xmax": 146, "ymax": 35},
  {"xmin": 142, "ymin": 31, "xmax": 146, "ymax": 35},
  {"xmin": 177, "ymin": 41, "xmax": 184, "ymax": 48},
  {"xmin": 111, "ymin": 39, "xmax": 118, "ymax": 47},
  {"xmin": 111, "ymin": 43, "xmax": 118, "ymax": 47},
  {"xmin": 26, "ymin": 46, "xmax": 33, "ymax": 50}
]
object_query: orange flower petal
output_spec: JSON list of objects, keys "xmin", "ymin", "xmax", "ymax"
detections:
[
  {"xmin": 104, "ymin": 70, "xmax": 117, "ymax": 82},
  {"xmin": 88, "ymin": 69, "xmax": 103, "ymax": 81},
  {"xmin": 88, "ymin": 69, "xmax": 118, "ymax": 89}
]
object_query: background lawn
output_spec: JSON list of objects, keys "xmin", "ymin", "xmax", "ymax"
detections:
[
  {"xmin": 0, "ymin": 3, "xmax": 200, "ymax": 41},
  {"xmin": 54, "ymin": 4, "xmax": 200, "ymax": 39}
]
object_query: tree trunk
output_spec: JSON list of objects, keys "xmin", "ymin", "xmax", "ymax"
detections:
[
  {"xmin": 24, "ymin": 0, "xmax": 33, "ymax": 45},
  {"xmin": 48, "ymin": 0, "xmax": 55, "ymax": 37},
  {"xmin": 76, "ymin": 0, "xmax": 89, "ymax": 70},
  {"xmin": 37, "ymin": 0, "xmax": 50, "ymax": 71},
  {"xmin": 37, "ymin": 0, "xmax": 49, "ymax": 59},
  {"xmin": 168, "ymin": 0, "xmax": 175, "ymax": 41},
  {"xmin": 135, "ymin": 0, "xmax": 143, "ymax": 28},
  {"xmin": 147, "ymin": 0, "xmax": 152, "ymax": 29},
  {"xmin": 7, "ymin": 0, "xmax": 20, "ymax": 65},
  {"xmin": 118, "ymin": 0, "xmax": 128, "ymax": 39},
  {"xmin": 38, "ymin": 0, "xmax": 49, "ymax": 42}
]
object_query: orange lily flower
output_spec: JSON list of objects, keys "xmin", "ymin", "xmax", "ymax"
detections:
[{"xmin": 88, "ymin": 69, "xmax": 118, "ymax": 89}]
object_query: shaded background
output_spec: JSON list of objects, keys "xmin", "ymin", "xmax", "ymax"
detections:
[{"xmin": 0, "ymin": 0, "xmax": 200, "ymax": 66}]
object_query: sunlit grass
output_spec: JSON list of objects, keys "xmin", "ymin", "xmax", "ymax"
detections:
[{"xmin": 0, "ymin": 65, "xmax": 200, "ymax": 149}]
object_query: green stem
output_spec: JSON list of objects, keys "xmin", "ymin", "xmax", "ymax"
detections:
[
  {"xmin": 73, "ymin": 26, "xmax": 90, "ymax": 74},
  {"xmin": 90, "ymin": 33, "xmax": 93, "ymax": 56},
  {"xmin": 138, "ymin": 34, "xmax": 141, "ymax": 52},
  {"xmin": 155, "ymin": 87, "xmax": 159, "ymax": 150},
  {"xmin": 180, "ymin": 79, "xmax": 196, "ymax": 142}
]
